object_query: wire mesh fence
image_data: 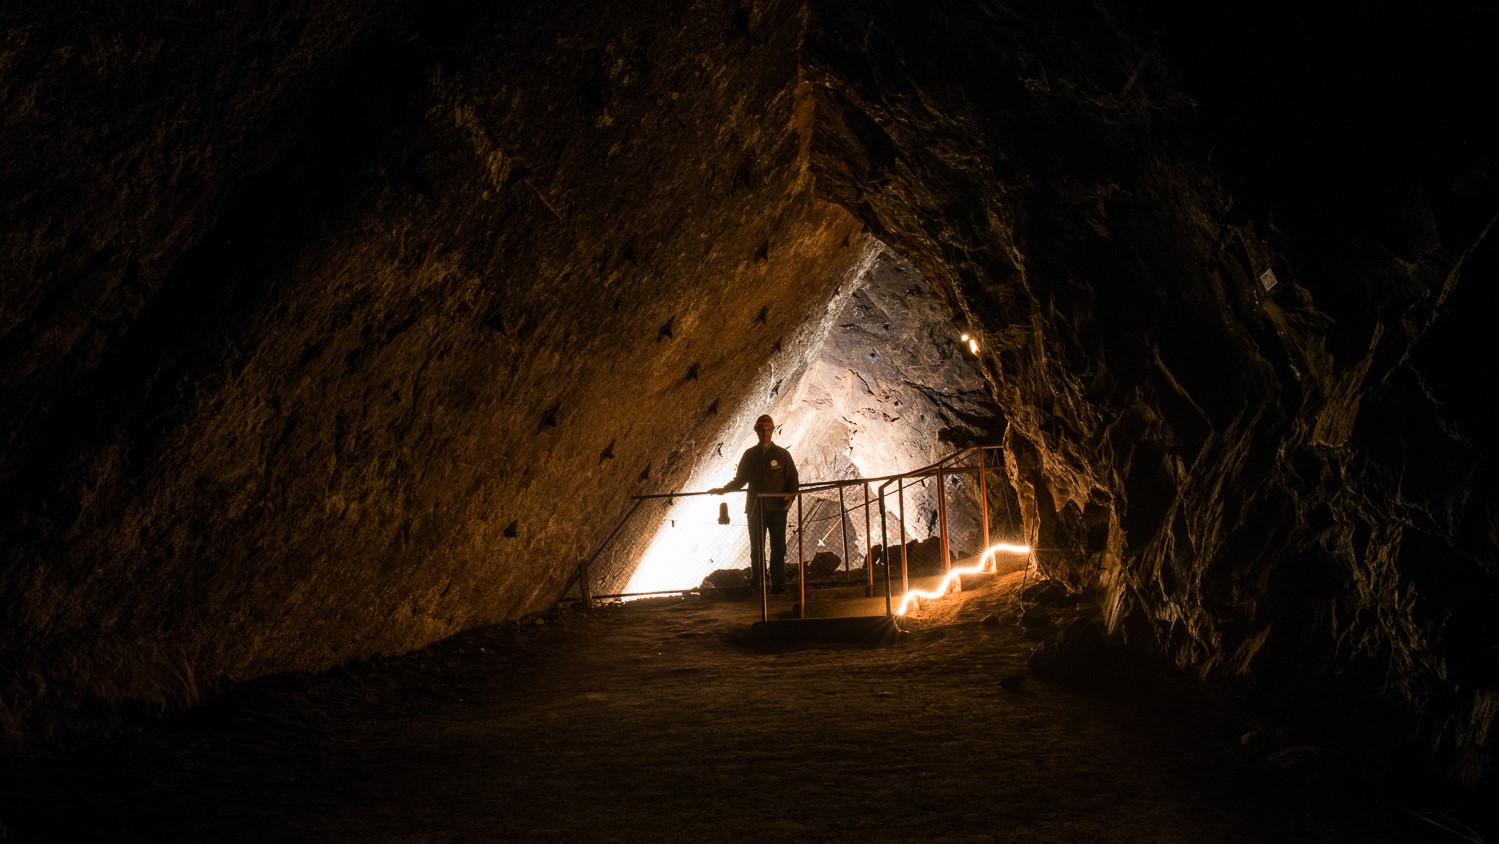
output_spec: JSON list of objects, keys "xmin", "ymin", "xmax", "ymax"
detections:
[{"xmin": 588, "ymin": 486, "xmax": 880, "ymax": 599}]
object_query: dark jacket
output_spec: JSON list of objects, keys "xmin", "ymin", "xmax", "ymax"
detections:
[{"xmin": 723, "ymin": 442, "xmax": 798, "ymax": 513}]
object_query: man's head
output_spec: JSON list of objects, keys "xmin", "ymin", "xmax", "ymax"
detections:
[{"xmin": 753, "ymin": 414, "xmax": 775, "ymax": 445}]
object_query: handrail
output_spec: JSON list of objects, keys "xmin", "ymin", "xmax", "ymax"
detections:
[
  {"xmin": 872, "ymin": 446, "xmax": 991, "ymax": 499},
  {"xmin": 627, "ymin": 468, "xmax": 981, "ymax": 500},
  {"xmin": 569, "ymin": 444, "xmax": 1007, "ymax": 619}
]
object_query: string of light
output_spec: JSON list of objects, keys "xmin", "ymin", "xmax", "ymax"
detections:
[{"xmin": 896, "ymin": 543, "xmax": 1030, "ymax": 615}]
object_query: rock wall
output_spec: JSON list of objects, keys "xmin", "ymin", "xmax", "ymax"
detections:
[
  {"xmin": 616, "ymin": 244, "xmax": 1006, "ymax": 596},
  {"xmin": 804, "ymin": 2, "xmax": 1498, "ymax": 783},
  {"xmin": 1, "ymin": 0, "xmax": 870, "ymax": 740},
  {"xmin": 4, "ymin": 0, "xmax": 1495, "ymax": 789}
]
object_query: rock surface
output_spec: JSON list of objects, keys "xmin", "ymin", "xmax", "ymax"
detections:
[
  {"xmin": 803, "ymin": 2, "xmax": 1499, "ymax": 785},
  {"xmin": 2, "ymin": 0, "xmax": 1495, "ymax": 790}
]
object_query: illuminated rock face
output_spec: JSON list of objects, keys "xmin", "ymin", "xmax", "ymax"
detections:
[
  {"xmin": 2, "ymin": 0, "xmax": 1495, "ymax": 784},
  {"xmin": 789, "ymin": 250, "xmax": 1018, "ymax": 554},
  {"xmin": 800, "ymin": 252, "xmax": 996, "ymax": 477},
  {"xmin": 1, "ymin": 0, "xmax": 868, "ymax": 733}
]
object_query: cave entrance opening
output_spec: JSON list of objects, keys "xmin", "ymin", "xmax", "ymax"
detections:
[{"xmin": 596, "ymin": 246, "xmax": 1021, "ymax": 601}]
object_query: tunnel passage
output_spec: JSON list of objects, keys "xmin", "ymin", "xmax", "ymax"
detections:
[{"xmin": 2, "ymin": 0, "xmax": 1495, "ymax": 793}]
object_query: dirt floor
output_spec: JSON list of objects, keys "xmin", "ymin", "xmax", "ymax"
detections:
[{"xmin": 0, "ymin": 571, "xmax": 1486, "ymax": 843}]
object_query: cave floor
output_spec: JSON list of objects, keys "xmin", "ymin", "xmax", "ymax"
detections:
[{"xmin": 2, "ymin": 572, "xmax": 1454, "ymax": 843}]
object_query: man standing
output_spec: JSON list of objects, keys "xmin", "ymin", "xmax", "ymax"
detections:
[{"xmin": 710, "ymin": 414, "xmax": 799, "ymax": 594}]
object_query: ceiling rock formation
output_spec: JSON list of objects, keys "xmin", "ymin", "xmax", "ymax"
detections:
[{"xmin": 3, "ymin": 0, "xmax": 1496, "ymax": 789}]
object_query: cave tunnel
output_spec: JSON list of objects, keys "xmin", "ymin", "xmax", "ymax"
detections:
[
  {"xmin": 3, "ymin": 0, "xmax": 1497, "ymax": 840},
  {"xmin": 616, "ymin": 245, "xmax": 1018, "ymax": 601}
]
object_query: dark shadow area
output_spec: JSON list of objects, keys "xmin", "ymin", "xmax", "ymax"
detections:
[{"xmin": 2, "ymin": 573, "xmax": 1486, "ymax": 843}]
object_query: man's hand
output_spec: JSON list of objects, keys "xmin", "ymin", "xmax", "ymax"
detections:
[{"xmin": 709, "ymin": 487, "xmax": 724, "ymax": 495}]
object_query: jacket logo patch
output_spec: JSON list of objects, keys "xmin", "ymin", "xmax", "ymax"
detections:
[{"xmin": 769, "ymin": 459, "xmax": 780, "ymax": 469}]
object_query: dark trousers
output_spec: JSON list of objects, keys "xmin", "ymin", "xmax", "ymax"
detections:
[{"xmin": 747, "ymin": 507, "xmax": 788, "ymax": 591}]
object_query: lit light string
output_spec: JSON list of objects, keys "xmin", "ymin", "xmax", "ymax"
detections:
[{"xmin": 895, "ymin": 543, "xmax": 1030, "ymax": 616}]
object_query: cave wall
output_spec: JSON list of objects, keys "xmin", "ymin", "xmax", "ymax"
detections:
[
  {"xmin": 804, "ymin": 1, "xmax": 1498, "ymax": 783},
  {"xmin": 795, "ymin": 249, "xmax": 1013, "ymax": 553},
  {"xmin": 4, "ymin": 0, "xmax": 1496, "ymax": 788},
  {"xmin": 1, "ymin": 0, "xmax": 874, "ymax": 739}
]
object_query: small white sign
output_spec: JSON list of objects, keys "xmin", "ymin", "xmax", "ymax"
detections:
[{"xmin": 1259, "ymin": 268, "xmax": 1279, "ymax": 292}]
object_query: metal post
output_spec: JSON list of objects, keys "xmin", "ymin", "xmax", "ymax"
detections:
[
  {"xmin": 937, "ymin": 466, "xmax": 950, "ymax": 575},
  {"xmin": 797, "ymin": 493, "xmax": 806, "ymax": 618},
  {"xmin": 897, "ymin": 477, "xmax": 909, "ymax": 596},
  {"xmin": 864, "ymin": 482, "xmax": 875, "ymax": 598},
  {"xmin": 978, "ymin": 447, "xmax": 991, "ymax": 550},
  {"xmin": 878, "ymin": 484, "xmax": 892, "ymax": 616},
  {"xmin": 838, "ymin": 485, "xmax": 849, "ymax": 574},
  {"xmin": 578, "ymin": 561, "xmax": 594, "ymax": 609}
]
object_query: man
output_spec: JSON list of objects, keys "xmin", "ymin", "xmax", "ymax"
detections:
[{"xmin": 710, "ymin": 414, "xmax": 799, "ymax": 594}]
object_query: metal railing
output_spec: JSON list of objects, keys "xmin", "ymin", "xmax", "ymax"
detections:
[{"xmin": 562, "ymin": 444, "xmax": 1016, "ymax": 622}]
